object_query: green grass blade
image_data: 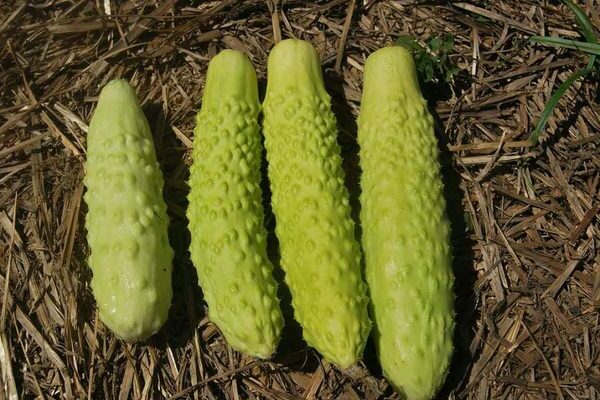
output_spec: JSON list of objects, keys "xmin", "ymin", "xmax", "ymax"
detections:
[
  {"xmin": 561, "ymin": 0, "xmax": 597, "ymax": 70},
  {"xmin": 527, "ymin": 68, "xmax": 590, "ymax": 145},
  {"xmin": 561, "ymin": 0, "xmax": 597, "ymax": 44},
  {"xmin": 530, "ymin": 36, "xmax": 600, "ymax": 56},
  {"xmin": 586, "ymin": 55, "xmax": 596, "ymax": 70}
]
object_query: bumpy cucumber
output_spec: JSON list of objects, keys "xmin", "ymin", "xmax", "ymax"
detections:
[
  {"xmin": 262, "ymin": 39, "xmax": 371, "ymax": 368},
  {"xmin": 84, "ymin": 79, "xmax": 173, "ymax": 341},
  {"xmin": 187, "ymin": 50, "xmax": 283, "ymax": 359},
  {"xmin": 357, "ymin": 46, "xmax": 455, "ymax": 400}
]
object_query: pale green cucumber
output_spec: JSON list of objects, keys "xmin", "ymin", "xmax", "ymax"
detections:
[
  {"xmin": 262, "ymin": 39, "xmax": 371, "ymax": 368},
  {"xmin": 358, "ymin": 46, "xmax": 455, "ymax": 400},
  {"xmin": 84, "ymin": 79, "xmax": 173, "ymax": 341},
  {"xmin": 187, "ymin": 50, "xmax": 283, "ymax": 359}
]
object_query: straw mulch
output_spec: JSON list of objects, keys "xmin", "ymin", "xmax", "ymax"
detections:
[{"xmin": 1, "ymin": 1, "xmax": 599, "ymax": 399}]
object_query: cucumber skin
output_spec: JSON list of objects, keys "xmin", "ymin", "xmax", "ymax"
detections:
[
  {"xmin": 84, "ymin": 79, "xmax": 173, "ymax": 341},
  {"xmin": 187, "ymin": 50, "xmax": 283, "ymax": 359},
  {"xmin": 358, "ymin": 46, "xmax": 455, "ymax": 400},
  {"xmin": 262, "ymin": 39, "xmax": 371, "ymax": 369}
]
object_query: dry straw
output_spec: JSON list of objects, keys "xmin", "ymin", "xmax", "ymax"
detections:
[{"xmin": 0, "ymin": 1, "xmax": 599, "ymax": 399}]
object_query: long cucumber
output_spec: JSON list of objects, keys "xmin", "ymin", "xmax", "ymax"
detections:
[
  {"xmin": 187, "ymin": 50, "xmax": 283, "ymax": 358},
  {"xmin": 262, "ymin": 39, "xmax": 371, "ymax": 368},
  {"xmin": 358, "ymin": 46, "xmax": 455, "ymax": 399}
]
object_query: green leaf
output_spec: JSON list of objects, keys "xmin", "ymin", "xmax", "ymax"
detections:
[
  {"xmin": 527, "ymin": 68, "xmax": 591, "ymax": 145},
  {"xmin": 397, "ymin": 34, "xmax": 458, "ymax": 83},
  {"xmin": 441, "ymin": 35, "xmax": 454, "ymax": 52},
  {"xmin": 530, "ymin": 36, "xmax": 600, "ymax": 56},
  {"xmin": 429, "ymin": 37, "xmax": 443, "ymax": 52},
  {"xmin": 445, "ymin": 65, "xmax": 459, "ymax": 81},
  {"xmin": 395, "ymin": 35, "xmax": 420, "ymax": 51},
  {"xmin": 422, "ymin": 60, "xmax": 434, "ymax": 82}
]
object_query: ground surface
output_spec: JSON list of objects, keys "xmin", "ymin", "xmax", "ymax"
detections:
[{"xmin": 1, "ymin": 1, "xmax": 599, "ymax": 399}]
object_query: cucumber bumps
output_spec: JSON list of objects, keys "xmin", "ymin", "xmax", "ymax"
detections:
[
  {"xmin": 84, "ymin": 79, "xmax": 173, "ymax": 341},
  {"xmin": 262, "ymin": 39, "xmax": 371, "ymax": 368},
  {"xmin": 358, "ymin": 46, "xmax": 455, "ymax": 400},
  {"xmin": 187, "ymin": 50, "xmax": 283, "ymax": 358}
]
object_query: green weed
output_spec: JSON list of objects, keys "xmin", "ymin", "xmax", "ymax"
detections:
[{"xmin": 395, "ymin": 34, "xmax": 459, "ymax": 84}]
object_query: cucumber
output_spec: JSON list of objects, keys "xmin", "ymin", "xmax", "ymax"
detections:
[
  {"xmin": 262, "ymin": 39, "xmax": 371, "ymax": 368},
  {"xmin": 187, "ymin": 50, "xmax": 283, "ymax": 358},
  {"xmin": 357, "ymin": 46, "xmax": 455, "ymax": 400},
  {"xmin": 84, "ymin": 79, "xmax": 173, "ymax": 341}
]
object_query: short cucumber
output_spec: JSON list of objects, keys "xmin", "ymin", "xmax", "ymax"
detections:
[{"xmin": 84, "ymin": 79, "xmax": 173, "ymax": 341}]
